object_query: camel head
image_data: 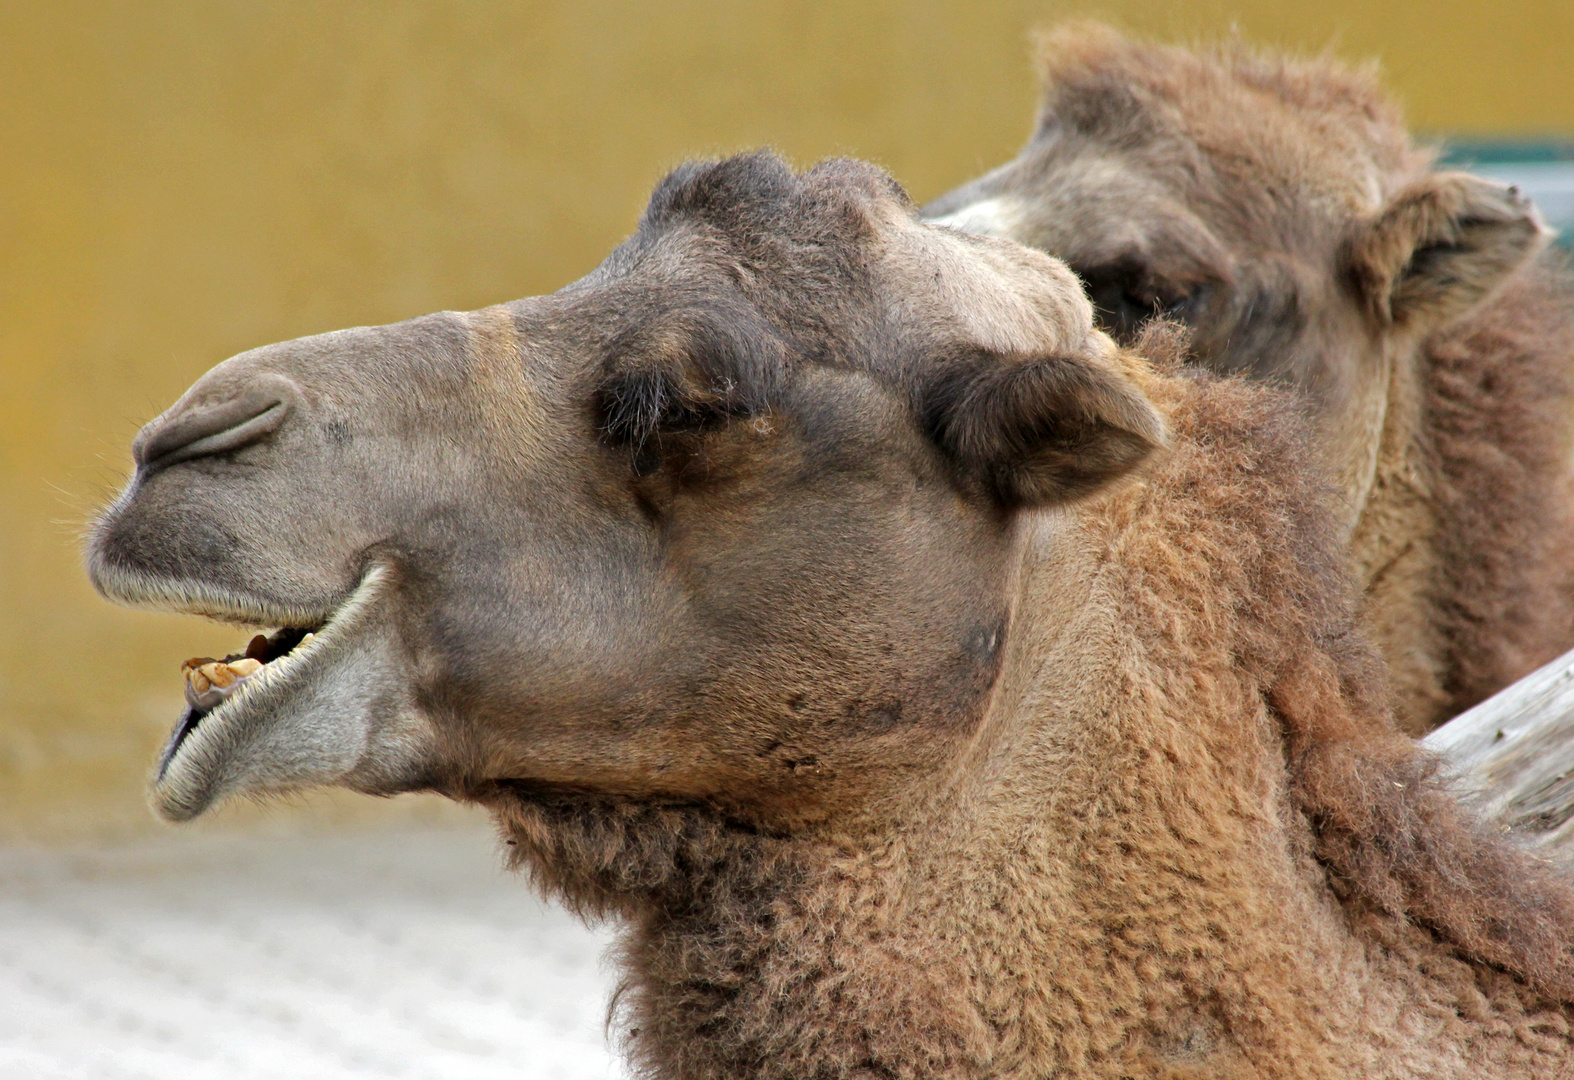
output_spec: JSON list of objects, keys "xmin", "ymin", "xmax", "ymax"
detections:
[
  {"xmin": 925, "ymin": 25, "xmax": 1548, "ymax": 491},
  {"xmin": 88, "ymin": 152, "xmax": 1163, "ymax": 826}
]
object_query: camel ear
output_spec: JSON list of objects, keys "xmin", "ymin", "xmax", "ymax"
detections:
[
  {"xmin": 920, "ymin": 349, "xmax": 1165, "ymax": 508},
  {"xmin": 1346, "ymin": 173, "xmax": 1548, "ymax": 329}
]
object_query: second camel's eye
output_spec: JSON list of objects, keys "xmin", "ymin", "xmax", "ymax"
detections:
[{"xmin": 1076, "ymin": 261, "xmax": 1192, "ymax": 343}]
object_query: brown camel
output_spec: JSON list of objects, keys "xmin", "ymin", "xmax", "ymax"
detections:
[
  {"xmin": 925, "ymin": 25, "xmax": 1574, "ymax": 734},
  {"xmin": 90, "ymin": 154, "xmax": 1574, "ymax": 1077}
]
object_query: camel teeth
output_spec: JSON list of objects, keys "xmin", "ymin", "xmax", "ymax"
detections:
[
  {"xmin": 199, "ymin": 661, "xmax": 235, "ymax": 689},
  {"xmin": 182, "ymin": 654, "xmax": 266, "ymax": 712}
]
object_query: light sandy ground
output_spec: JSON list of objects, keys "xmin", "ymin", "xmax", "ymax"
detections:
[{"xmin": 0, "ymin": 821, "xmax": 624, "ymax": 1079}]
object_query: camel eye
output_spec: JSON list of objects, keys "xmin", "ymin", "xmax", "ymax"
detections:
[{"xmin": 1076, "ymin": 262, "xmax": 1191, "ymax": 343}]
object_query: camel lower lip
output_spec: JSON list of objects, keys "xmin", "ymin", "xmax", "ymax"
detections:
[
  {"xmin": 147, "ymin": 563, "xmax": 394, "ymax": 819},
  {"xmin": 158, "ymin": 706, "xmax": 207, "ymax": 778},
  {"xmin": 160, "ymin": 628, "xmax": 321, "ymax": 778},
  {"xmin": 157, "ymin": 629, "xmax": 321, "ymax": 780}
]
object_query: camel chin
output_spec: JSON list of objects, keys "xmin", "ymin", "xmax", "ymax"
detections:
[{"xmin": 92, "ymin": 559, "xmax": 428, "ymax": 821}]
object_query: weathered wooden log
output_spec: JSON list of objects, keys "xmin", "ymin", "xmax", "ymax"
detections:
[{"xmin": 1425, "ymin": 646, "xmax": 1574, "ymax": 855}]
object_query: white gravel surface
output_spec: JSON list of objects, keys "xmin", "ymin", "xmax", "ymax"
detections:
[{"xmin": 0, "ymin": 822, "xmax": 623, "ymax": 1080}]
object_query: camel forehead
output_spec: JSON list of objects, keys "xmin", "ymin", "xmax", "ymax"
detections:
[
  {"xmin": 1058, "ymin": 109, "xmax": 1384, "ymax": 227},
  {"xmin": 1034, "ymin": 35, "xmax": 1422, "ymax": 219},
  {"xmin": 606, "ymin": 159, "xmax": 1103, "ymax": 366},
  {"xmin": 1161, "ymin": 95, "xmax": 1389, "ymax": 212}
]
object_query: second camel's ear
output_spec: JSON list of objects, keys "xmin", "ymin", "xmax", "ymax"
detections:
[
  {"xmin": 920, "ymin": 349, "xmax": 1165, "ymax": 509},
  {"xmin": 1345, "ymin": 172, "xmax": 1548, "ymax": 330}
]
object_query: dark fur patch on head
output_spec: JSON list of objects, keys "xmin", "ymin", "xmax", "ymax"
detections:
[
  {"xmin": 596, "ymin": 301, "xmax": 787, "ymax": 450},
  {"xmin": 643, "ymin": 153, "xmax": 801, "ymax": 230},
  {"xmin": 639, "ymin": 150, "xmax": 910, "ymax": 255},
  {"xmin": 593, "ymin": 151, "xmax": 922, "ymax": 453}
]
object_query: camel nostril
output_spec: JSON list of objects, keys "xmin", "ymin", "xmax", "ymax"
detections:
[{"xmin": 134, "ymin": 377, "xmax": 299, "ymax": 473}]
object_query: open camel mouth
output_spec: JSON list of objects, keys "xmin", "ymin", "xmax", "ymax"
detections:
[
  {"xmin": 140, "ymin": 562, "xmax": 397, "ymax": 820},
  {"xmin": 166, "ymin": 625, "xmax": 322, "ymax": 777}
]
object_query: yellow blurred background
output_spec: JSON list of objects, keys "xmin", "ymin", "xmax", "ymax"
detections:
[{"xmin": 3, "ymin": 0, "xmax": 1571, "ymax": 842}]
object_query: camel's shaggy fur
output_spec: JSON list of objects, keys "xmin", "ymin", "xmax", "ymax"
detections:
[
  {"xmin": 92, "ymin": 154, "xmax": 1574, "ymax": 1076},
  {"xmin": 1427, "ymin": 268, "xmax": 1574, "ymax": 714},
  {"xmin": 926, "ymin": 26, "xmax": 1574, "ymax": 731},
  {"xmin": 481, "ymin": 328, "xmax": 1574, "ymax": 1076}
]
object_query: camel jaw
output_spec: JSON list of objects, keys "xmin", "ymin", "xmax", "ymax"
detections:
[{"xmin": 136, "ymin": 563, "xmax": 424, "ymax": 821}]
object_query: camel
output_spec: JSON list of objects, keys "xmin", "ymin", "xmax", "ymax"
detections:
[
  {"xmin": 925, "ymin": 25, "xmax": 1574, "ymax": 734},
  {"xmin": 89, "ymin": 154, "xmax": 1574, "ymax": 1077}
]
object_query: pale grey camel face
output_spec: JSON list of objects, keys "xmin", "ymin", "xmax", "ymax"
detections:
[{"xmin": 89, "ymin": 154, "xmax": 1162, "ymax": 827}]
